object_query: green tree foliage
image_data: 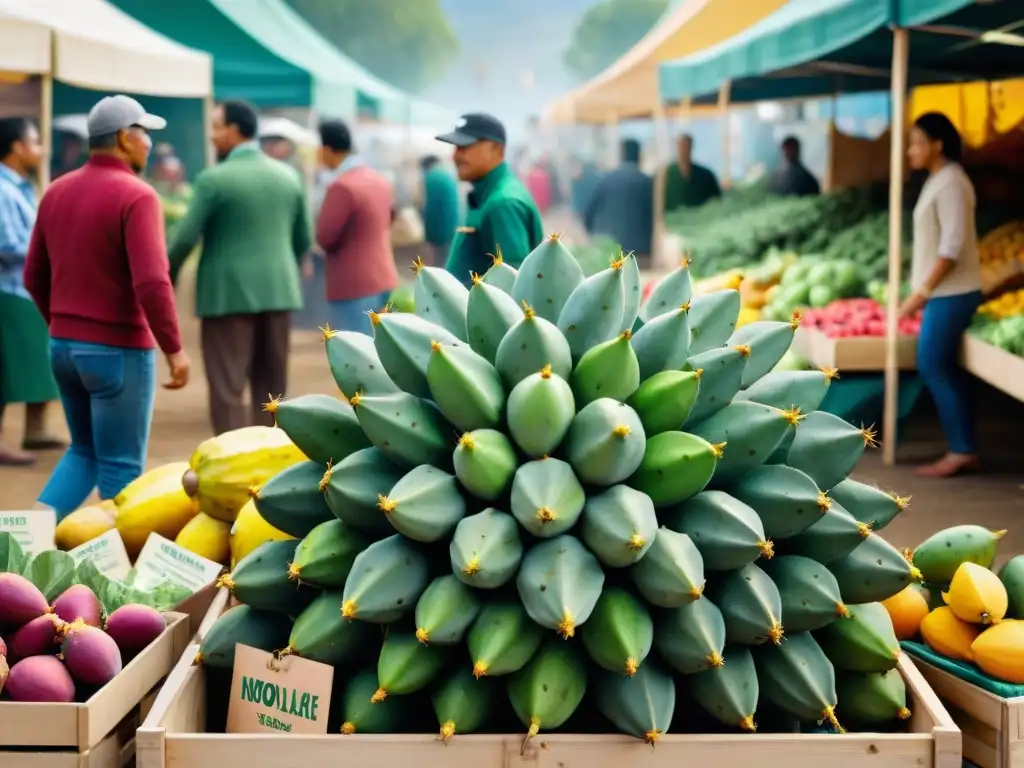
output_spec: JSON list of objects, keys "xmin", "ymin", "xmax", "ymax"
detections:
[
  {"xmin": 563, "ymin": 0, "xmax": 668, "ymax": 82},
  {"xmin": 285, "ymin": 0, "xmax": 458, "ymax": 94}
]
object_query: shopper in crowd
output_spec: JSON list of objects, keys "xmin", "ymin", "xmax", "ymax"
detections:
[
  {"xmin": 526, "ymin": 159, "xmax": 553, "ymax": 214},
  {"xmin": 770, "ymin": 136, "xmax": 820, "ymax": 197},
  {"xmin": 24, "ymin": 95, "xmax": 189, "ymax": 517},
  {"xmin": 315, "ymin": 119, "xmax": 397, "ymax": 336},
  {"xmin": 663, "ymin": 133, "xmax": 721, "ymax": 213},
  {"xmin": 419, "ymin": 155, "xmax": 460, "ymax": 267},
  {"xmin": 0, "ymin": 117, "xmax": 63, "ymax": 467},
  {"xmin": 569, "ymin": 155, "xmax": 601, "ymax": 222},
  {"xmin": 583, "ymin": 139, "xmax": 654, "ymax": 260},
  {"xmin": 901, "ymin": 112, "xmax": 983, "ymax": 478},
  {"xmin": 168, "ymin": 100, "xmax": 309, "ymax": 435},
  {"xmin": 437, "ymin": 113, "xmax": 543, "ymax": 283}
]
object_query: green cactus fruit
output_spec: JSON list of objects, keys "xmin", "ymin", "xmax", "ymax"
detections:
[
  {"xmin": 911, "ymin": 524, "xmax": 1005, "ymax": 583},
  {"xmin": 595, "ymin": 662, "xmax": 675, "ymax": 743},
  {"xmin": 755, "ymin": 631, "xmax": 842, "ymax": 730},
  {"xmin": 654, "ymin": 596, "xmax": 726, "ymax": 674},
  {"xmin": 571, "ymin": 331, "xmax": 640, "ymax": 407},
  {"xmin": 815, "ymin": 602, "xmax": 900, "ymax": 673},
  {"xmin": 830, "ymin": 532, "xmax": 922, "ymax": 604},
  {"xmin": 264, "ymin": 393, "xmax": 370, "ymax": 466},
  {"xmin": 510, "ymin": 234, "xmax": 585, "ymax": 323},
  {"xmin": 506, "ymin": 365, "xmax": 575, "ymax": 458},
  {"xmin": 688, "ymin": 646, "xmax": 758, "ymax": 732},
  {"xmin": 369, "ymin": 310, "xmax": 460, "ymax": 398},
  {"xmin": 282, "ymin": 590, "xmax": 375, "ymax": 664},
  {"xmin": 324, "ymin": 328, "xmax": 399, "ymax": 398},
  {"xmin": 340, "ymin": 669, "xmax": 402, "ymax": 734},
  {"xmin": 760, "ymin": 555, "xmax": 849, "ymax": 633},
  {"xmin": 707, "ymin": 563, "xmax": 784, "ymax": 646},
  {"xmin": 378, "ymin": 465, "xmax": 466, "ymax": 543},
  {"xmin": 836, "ymin": 669, "xmax": 912, "ymax": 725},
  {"xmin": 252, "ymin": 460, "xmax": 334, "ymax": 538},
  {"xmin": 565, "ymin": 398, "xmax": 646, "ymax": 485},
  {"xmin": 483, "ymin": 248, "xmax": 518, "ymax": 292},
  {"xmin": 629, "ymin": 304, "xmax": 691, "ymax": 382},
  {"xmin": 828, "ymin": 478, "xmax": 909, "ymax": 532},
  {"xmin": 627, "ymin": 370, "xmax": 699, "ymax": 437},
  {"xmin": 620, "ymin": 252, "xmax": 642, "ymax": 333},
  {"xmin": 432, "ymin": 666, "xmax": 496, "ymax": 741},
  {"xmin": 373, "ymin": 632, "xmax": 447, "ymax": 702},
  {"xmin": 581, "ymin": 485, "xmax": 658, "ymax": 568},
  {"xmin": 322, "ymin": 447, "xmax": 404, "ymax": 533},
  {"xmin": 687, "ymin": 289, "xmax": 741, "ymax": 355},
  {"xmin": 640, "ymin": 261, "xmax": 692, "ymax": 322},
  {"xmin": 580, "ymin": 587, "xmax": 653, "ymax": 676},
  {"xmin": 781, "ymin": 500, "xmax": 871, "ymax": 565},
  {"xmin": 350, "ymin": 391, "xmax": 451, "ymax": 469},
  {"xmin": 495, "ymin": 302, "xmax": 573, "ymax": 388},
  {"xmin": 412, "ymin": 257, "xmax": 470, "ymax": 341},
  {"xmin": 468, "ymin": 601, "xmax": 544, "ymax": 678},
  {"xmin": 1000, "ymin": 556, "xmax": 1024, "ymax": 619},
  {"xmin": 630, "ymin": 528, "xmax": 705, "ymax": 608},
  {"xmin": 341, "ymin": 534, "xmax": 430, "ymax": 623},
  {"xmin": 766, "ymin": 427, "xmax": 795, "ymax": 465},
  {"xmin": 785, "ymin": 410, "xmax": 876, "ymax": 491},
  {"xmin": 734, "ymin": 368, "xmax": 837, "ymax": 414},
  {"xmin": 664, "ymin": 490, "xmax": 773, "ymax": 571},
  {"xmin": 453, "ymin": 429, "xmax": 517, "ymax": 501},
  {"xmin": 508, "ymin": 640, "xmax": 588, "ymax": 746},
  {"xmin": 682, "ymin": 346, "xmax": 748, "ymax": 426},
  {"xmin": 450, "ymin": 509, "xmax": 524, "ymax": 589},
  {"xmin": 197, "ymin": 605, "xmax": 291, "ymax": 669},
  {"xmin": 216, "ymin": 539, "xmax": 315, "ymax": 613},
  {"xmin": 510, "ymin": 458, "xmax": 586, "ymax": 538},
  {"xmin": 688, "ymin": 401, "xmax": 798, "ymax": 486},
  {"xmin": 466, "ymin": 272, "xmax": 523, "ymax": 363},
  {"xmin": 628, "ymin": 431, "xmax": 720, "ymax": 507},
  {"xmin": 414, "ymin": 574, "xmax": 482, "ymax": 646},
  {"xmin": 517, "ymin": 534, "xmax": 605, "ymax": 638},
  {"xmin": 728, "ymin": 318, "xmax": 798, "ymax": 387},
  {"xmin": 426, "ymin": 341, "xmax": 505, "ymax": 431},
  {"xmin": 727, "ymin": 465, "xmax": 828, "ymax": 540},
  {"xmin": 557, "ymin": 258, "xmax": 627, "ymax": 361},
  {"xmin": 288, "ymin": 519, "xmax": 370, "ymax": 589}
]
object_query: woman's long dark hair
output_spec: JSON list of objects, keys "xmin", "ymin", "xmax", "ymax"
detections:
[{"xmin": 914, "ymin": 112, "xmax": 963, "ymax": 164}]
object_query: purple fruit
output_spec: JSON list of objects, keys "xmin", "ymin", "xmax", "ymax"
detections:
[
  {"xmin": 0, "ymin": 653, "xmax": 7, "ymax": 696},
  {"xmin": 8, "ymin": 614, "xmax": 65, "ymax": 659},
  {"xmin": 60, "ymin": 624, "xmax": 122, "ymax": 686},
  {"xmin": 104, "ymin": 604, "xmax": 165, "ymax": 657},
  {"xmin": 53, "ymin": 585, "xmax": 103, "ymax": 627},
  {"xmin": 5, "ymin": 655, "xmax": 75, "ymax": 702},
  {"xmin": 0, "ymin": 573, "xmax": 49, "ymax": 628}
]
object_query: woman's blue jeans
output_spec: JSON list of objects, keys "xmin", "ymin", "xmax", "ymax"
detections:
[
  {"xmin": 916, "ymin": 290, "xmax": 982, "ymax": 455},
  {"xmin": 38, "ymin": 339, "xmax": 156, "ymax": 519},
  {"xmin": 328, "ymin": 291, "xmax": 391, "ymax": 336}
]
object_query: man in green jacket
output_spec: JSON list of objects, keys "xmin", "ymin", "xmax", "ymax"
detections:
[
  {"xmin": 663, "ymin": 133, "xmax": 721, "ymax": 213},
  {"xmin": 168, "ymin": 101, "xmax": 310, "ymax": 435},
  {"xmin": 436, "ymin": 114, "xmax": 543, "ymax": 284}
]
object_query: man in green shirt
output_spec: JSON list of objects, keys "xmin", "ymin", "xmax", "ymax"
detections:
[
  {"xmin": 663, "ymin": 133, "xmax": 721, "ymax": 213},
  {"xmin": 436, "ymin": 114, "xmax": 543, "ymax": 285},
  {"xmin": 418, "ymin": 155, "xmax": 460, "ymax": 267}
]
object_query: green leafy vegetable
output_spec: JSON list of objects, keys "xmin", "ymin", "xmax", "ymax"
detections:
[
  {"xmin": 22, "ymin": 550, "xmax": 77, "ymax": 601},
  {"xmin": 0, "ymin": 532, "xmax": 27, "ymax": 573}
]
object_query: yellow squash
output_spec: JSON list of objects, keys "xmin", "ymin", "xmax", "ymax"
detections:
[
  {"xmin": 920, "ymin": 607, "xmax": 982, "ymax": 661},
  {"xmin": 943, "ymin": 562, "xmax": 1008, "ymax": 625},
  {"xmin": 972, "ymin": 621, "xmax": 1024, "ymax": 683},
  {"xmin": 229, "ymin": 498, "xmax": 295, "ymax": 569},
  {"xmin": 115, "ymin": 462, "xmax": 199, "ymax": 559},
  {"xmin": 55, "ymin": 500, "xmax": 117, "ymax": 550},
  {"xmin": 175, "ymin": 512, "xmax": 231, "ymax": 565}
]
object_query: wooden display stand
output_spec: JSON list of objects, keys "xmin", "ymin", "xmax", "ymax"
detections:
[
  {"xmin": 793, "ymin": 327, "xmax": 918, "ymax": 372},
  {"xmin": 960, "ymin": 335, "xmax": 1024, "ymax": 403}
]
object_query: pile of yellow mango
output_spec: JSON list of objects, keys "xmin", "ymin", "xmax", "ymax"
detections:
[
  {"xmin": 979, "ymin": 220, "xmax": 1024, "ymax": 292},
  {"xmin": 693, "ymin": 257, "xmax": 793, "ymax": 329},
  {"xmin": 978, "ymin": 287, "xmax": 1024, "ymax": 320}
]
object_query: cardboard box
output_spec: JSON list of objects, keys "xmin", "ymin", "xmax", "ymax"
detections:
[{"xmin": 793, "ymin": 327, "xmax": 918, "ymax": 372}]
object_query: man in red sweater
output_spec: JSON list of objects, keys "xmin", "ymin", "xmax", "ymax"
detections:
[{"xmin": 24, "ymin": 95, "xmax": 191, "ymax": 519}]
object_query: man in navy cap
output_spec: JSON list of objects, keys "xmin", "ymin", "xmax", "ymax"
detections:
[{"xmin": 436, "ymin": 113, "xmax": 543, "ymax": 284}]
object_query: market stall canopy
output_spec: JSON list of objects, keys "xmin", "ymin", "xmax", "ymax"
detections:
[
  {"xmin": 543, "ymin": 0, "xmax": 788, "ymax": 124},
  {"xmin": 0, "ymin": 0, "xmax": 211, "ymax": 97},
  {"xmin": 659, "ymin": 0, "xmax": 1024, "ymax": 105}
]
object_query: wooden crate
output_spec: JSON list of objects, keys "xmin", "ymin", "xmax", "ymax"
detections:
[
  {"xmin": 960, "ymin": 335, "xmax": 1024, "ymax": 403},
  {"xmin": 792, "ymin": 327, "xmax": 918, "ymax": 372},
  {"xmin": 172, "ymin": 582, "xmax": 220, "ymax": 639},
  {"xmin": 912, "ymin": 657, "xmax": 1024, "ymax": 768}
]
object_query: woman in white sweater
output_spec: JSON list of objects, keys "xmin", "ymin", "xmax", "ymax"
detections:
[{"xmin": 900, "ymin": 112, "xmax": 983, "ymax": 478}]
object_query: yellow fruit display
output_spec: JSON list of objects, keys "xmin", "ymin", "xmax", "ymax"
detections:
[
  {"xmin": 882, "ymin": 584, "xmax": 930, "ymax": 641},
  {"xmin": 229, "ymin": 498, "xmax": 295, "ymax": 568},
  {"xmin": 978, "ymin": 288, "xmax": 1024, "ymax": 320},
  {"xmin": 942, "ymin": 562, "xmax": 1008, "ymax": 625},
  {"xmin": 971, "ymin": 621, "xmax": 1024, "ymax": 683},
  {"xmin": 54, "ymin": 500, "xmax": 117, "ymax": 550},
  {"xmin": 693, "ymin": 269, "xmax": 744, "ymax": 295},
  {"xmin": 920, "ymin": 606, "xmax": 981, "ymax": 662},
  {"xmin": 115, "ymin": 462, "xmax": 199, "ymax": 559},
  {"xmin": 175, "ymin": 512, "xmax": 231, "ymax": 565},
  {"xmin": 182, "ymin": 426, "xmax": 306, "ymax": 524},
  {"xmin": 979, "ymin": 220, "xmax": 1024, "ymax": 266}
]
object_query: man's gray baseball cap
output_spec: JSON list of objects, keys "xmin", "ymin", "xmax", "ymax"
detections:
[{"xmin": 87, "ymin": 95, "xmax": 166, "ymax": 138}]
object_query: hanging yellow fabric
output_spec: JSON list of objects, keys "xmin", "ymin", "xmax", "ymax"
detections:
[{"xmin": 910, "ymin": 79, "xmax": 1024, "ymax": 148}]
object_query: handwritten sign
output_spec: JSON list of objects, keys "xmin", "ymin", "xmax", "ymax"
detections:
[
  {"xmin": 131, "ymin": 533, "xmax": 221, "ymax": 593},
  {"xmin": 0, "ymin": 509, "xmax": 56, "ymax": 555},
  {"xmin": 226, "ymin": 644, "xmax": 332, "ymax": 735},
  {"xmin": 69, "ymin": 529, "xmax": 132, "ymax": 580}
]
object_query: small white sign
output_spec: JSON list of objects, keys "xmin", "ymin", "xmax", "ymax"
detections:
[
  {"xmin": 69, "ymin": 529, "xmax": 132, "ymax": 581},
  {"xmin": 132, "ymin": 533, "xmax": 222, "ymax": 593},
  {"xmin": 0, "ymin": 509, "xmax": 56, "ymax": 554}
]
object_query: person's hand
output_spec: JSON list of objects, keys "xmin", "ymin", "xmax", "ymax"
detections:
[
  {"xmin": 163, "ymin": 349, "xmax": 191, "ymax": 390},
  {"xmin": 301, "ymin": 254, "xmax": 316, "ymax": 280},
  {"xmin": 899, "ymin": 291, "xmax": 927, "ymax": 320}
]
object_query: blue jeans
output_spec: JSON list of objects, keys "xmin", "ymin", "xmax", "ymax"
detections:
[
  {"xmin": 328, "ymin": 291, "xmax": 391, "ymax": 336},
  {"xmin": 38, "ymin": 339, "xmax": 156, "ymax": 519},
  {"xmin": 916, "ymin": 290, "xmax": 982, "ymax": 455}
]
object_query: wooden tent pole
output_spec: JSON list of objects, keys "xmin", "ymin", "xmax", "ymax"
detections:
[
  {"xmin": 38, "ymin": 72, "xmax": 53, "ymax": 190},
  {"xmin": 652, "ymin": 100, "xmax": 670, "ymax": 269},
  {"xmin": 718, "ymin": 80, "xmax": 732, "ymax": 187}
]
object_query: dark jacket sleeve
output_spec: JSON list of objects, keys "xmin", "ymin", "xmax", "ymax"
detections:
[{"xmin": 167, "ymin": 171, "xmax": 215, "ymax": 284}]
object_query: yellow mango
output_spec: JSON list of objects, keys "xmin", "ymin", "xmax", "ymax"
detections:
[
  {"xmin": 229, "ymin": 499, "xmax": 295, "ymax": 568},
  {"xmin": 943, "ymin": 562, "xmax": 1008, "ymax": 625},
  {"xmin": 972, "ymin": 621, "xmax": 1024, "ymax": 683},
  {"xmin": 882, "ymin": 584, "xmax": 930, "ymax": 641},
  {"xmin": 920, "ymin": 606, "xmax": 981, "ymax": 662},
  {"xmin": 175, "ymin": 512, "xmax": 231, "ymax": 565},
  {"xmin": 115, "ymin": 462, "xmax": 199, "ymax": 558},
  {"xmin": 55, "ymin": 500, "xmax": 117, "ymax": 550}
]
